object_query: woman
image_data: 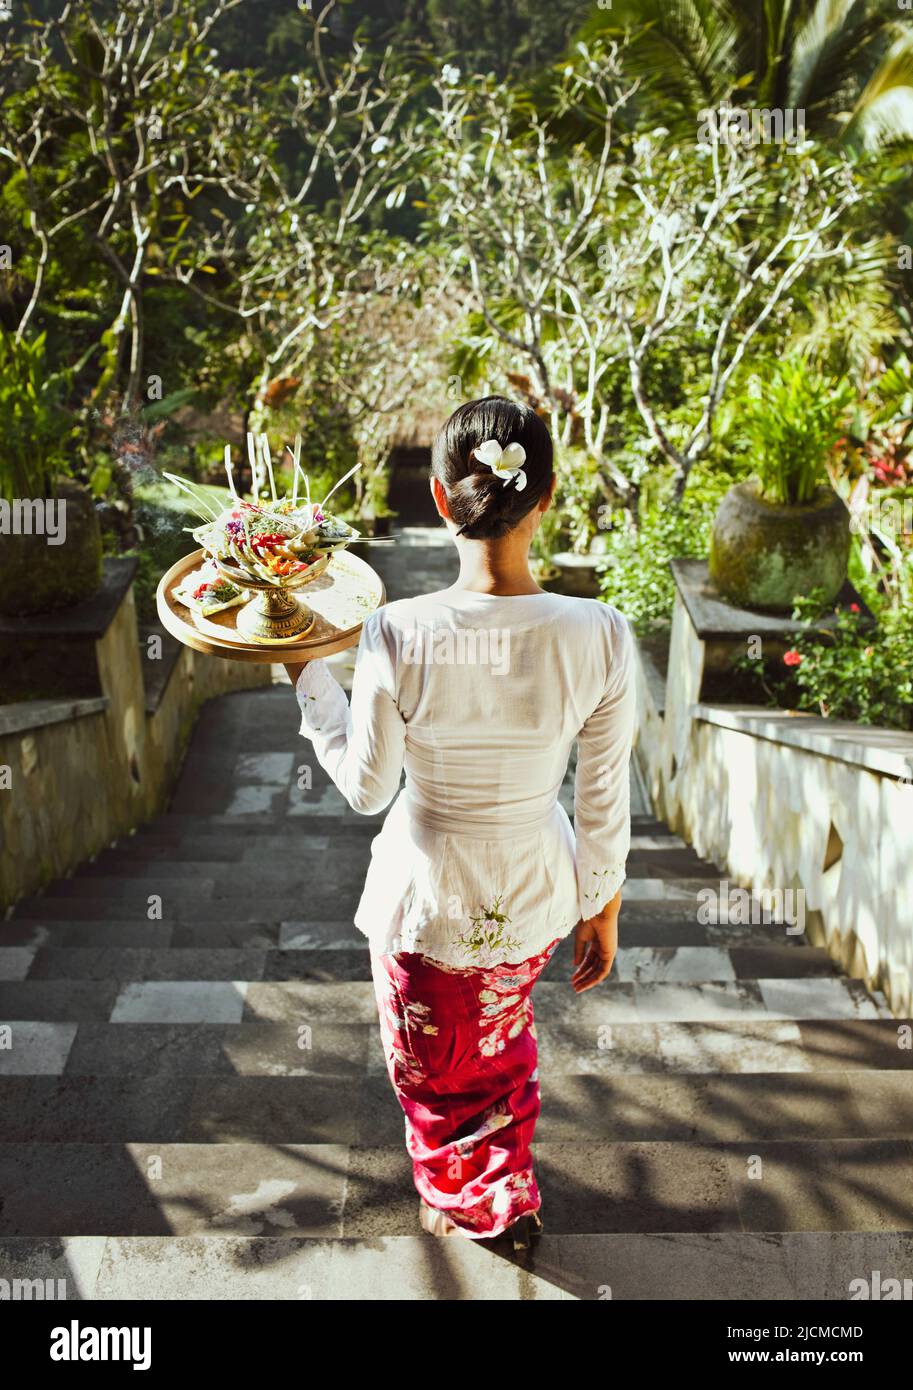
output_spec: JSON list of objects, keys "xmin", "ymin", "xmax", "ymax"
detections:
[{"xmin": 285, "ymin": 397, "xmax": 635, "ymax": 1249}]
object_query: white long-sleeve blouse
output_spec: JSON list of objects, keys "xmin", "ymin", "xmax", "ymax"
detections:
[{"xmin": 295, "ymin": 588, "xmax": 636, "ymax": 969}]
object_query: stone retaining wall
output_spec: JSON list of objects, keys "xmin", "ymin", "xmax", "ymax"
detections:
[
  {"xmin": 634, "ymin": 589, "xmax": 913, "ymax": 1017},
  {"xmin": 0, "ymin": 581, "xmax": 269, "ymax": 909}
]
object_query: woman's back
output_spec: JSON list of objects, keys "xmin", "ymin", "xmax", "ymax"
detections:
[
  {"xmin": 296, "ymin": 583, "xmax": 635, "ymax": 967},
  {"xmin": 385, "ymin": 588, "xmax": 628, "ymax": 839}
]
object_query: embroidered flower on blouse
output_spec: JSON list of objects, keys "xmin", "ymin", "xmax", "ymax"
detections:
[
  {"xmin": 583, "ymin": 864, "xmax": 624, "ymax": 905},
  {"xmin": 456, "ymin": 893, "xmax": 522, "ymax": 957}
]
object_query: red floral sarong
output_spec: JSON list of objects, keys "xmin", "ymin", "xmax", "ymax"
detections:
[{"xmin": 370, "ymin": 938, "xmax": 560, "ymax": 1238}]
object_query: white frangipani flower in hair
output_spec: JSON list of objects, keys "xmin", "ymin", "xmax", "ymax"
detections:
[{"xmin": 473, "ymin": 439, "xmax": 528, "ymax": 491}]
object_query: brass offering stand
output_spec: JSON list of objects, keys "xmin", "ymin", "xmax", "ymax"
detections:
[{"xmin": 215, "ymin": 553, "xmax": 331, "ymax": 645}]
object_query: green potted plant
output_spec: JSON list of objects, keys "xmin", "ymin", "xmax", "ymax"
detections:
[
  {"xmin": 0, "ymin": 333, "xmax": 102, "ymax": 616},
  {"xmin": 709, "ymin": 357, "xmax": 852, "ymax": 612},
  {"xmin": 547, "ymin": 450, "xmax": 613, "ymax": 596}
]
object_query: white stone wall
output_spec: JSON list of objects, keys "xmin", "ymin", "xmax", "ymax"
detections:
[{"xmin": 634, "ymin": 592, "xmax": 913, "ymax": 1017}]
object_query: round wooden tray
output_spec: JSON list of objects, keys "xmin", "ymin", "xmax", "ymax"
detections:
[{"xmin": 156, "ymin": 548, "xmax": 386, "ymax": 663}]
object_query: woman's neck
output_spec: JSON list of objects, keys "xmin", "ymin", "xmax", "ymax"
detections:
[{"xmin": 450, "ymin": 540, "xmax": 543, "ymax": 596}]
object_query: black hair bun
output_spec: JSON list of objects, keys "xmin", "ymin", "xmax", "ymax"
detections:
[{"xmin": 431, "ymin": 396, "xmax": 553, "ymax": 541}]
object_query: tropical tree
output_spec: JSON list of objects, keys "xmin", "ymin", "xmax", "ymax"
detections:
[{"xmin": 579, "ymin": 0, "xmax": 913, "ymax": 151}]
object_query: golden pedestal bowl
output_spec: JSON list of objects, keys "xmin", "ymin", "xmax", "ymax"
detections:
[{"xmin": 215, "ymin": 552, "xmax": 332, "ymax": 644}]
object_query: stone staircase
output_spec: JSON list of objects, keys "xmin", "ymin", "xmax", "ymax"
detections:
[{"xmin": 1, "ymin": 526, "xmax": 911, "ymax": 1300}]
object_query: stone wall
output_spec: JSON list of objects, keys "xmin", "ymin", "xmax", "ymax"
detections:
[
  {"xmin": 634, "ymin": 588, "xmax": 913, "ymax": 1018},
  {"xmin": 0, "ymin": 581, "xmax": 270, "ymax": 909}
]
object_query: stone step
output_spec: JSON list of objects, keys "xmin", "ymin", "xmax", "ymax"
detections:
[
  {"xmin": 136, "ymin": 811, "xmax": 674, "ymax": 834},
  {"xmin": 0, "ymin": 916, "xmax": 822, "ymax": 953},
  {"xmin": 4, "ymin": 1017, "xmax": 909, "ymax": 1079},
  {"xmin": 9, "ymin": 942, "xmax": 842, "ymax": 985},
  {"xmin": 12, "ymin": 875, "xmax": 709, "ymax": 913},
  {"xmin": 9, "ymin": 894, "xmax": 360, "ymax": 921},
  {"xmin": 77, "ymin": 845, "xmax": 711, "ymax": 879},
  {"xmin": 0, "ymin": 976, "xmax": 888, "ymax": 1024},
  {"xmin": 1, "ymin": 1137, "xmax": 910, "ymax": 1237},
  {"xmin": 4, "ymin": 1229, "xmax": 912, "ymax": 1301},
  {"xmin": 2, "ymin": 1070, "xmax": 910, "ymax": 1145},
  {"xmin": 7, "ymin": 1234, "xmax": 911, "ymax": 1295}
]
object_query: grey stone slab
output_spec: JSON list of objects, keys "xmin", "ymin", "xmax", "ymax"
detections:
[
  {"xmin": 0, "ymin": 697, "xmax": 109, "ymax": 739},
  {"xmin": 91, "ymin": 1234, "xmax": 570, "ymax": 1300},
  {"xmin": 695, "ymin": 1072, "xmax": 868, "ymax": 1142},
  {"xmin": 261, "ymin": 950, "xmax": 371, "ymax": 982},
  {"xmin": 537, "ymin": 1074, "xmax": 712, "ymax": 1142},
  {"xmin": 629, "ymin": 980, "xmax": 768, "ymax": 1023},
  {"xmin": 622, "ymin": 880, "xmax": 690, "ymax": 903},
  {"xmin": 0, "ymin": 922, "xmax": 174, "ymax": 948},
  {"xmin": 671, "ymin": 556, "xmax": 870, "ymax": 642},
  {"xmin": 224, "ymin": 785, "xmax": 289, "ymax": 816},
  {"xmin": 53, "ymin": 875, "xmax": 218, "ymax": 899},
  {"xmin": 656, "ymin": 1020, "xmax": 812, "ymax": 1074},
  {"xmin": 534, "ymin": 1141, "xmax": 741, "ymax": 1234},
  {"xmin": 0, "ymin": 948, "xmax": 36, "ymax": 980},
  {"xmin": 243, "ymin": 981, "xmax": 376, "ymax": 1024},
  {"xmin": 0, "ymin": 1236, "xmax": 107, "ymax": 1300},
  {"xmin": 279, "ymin": 922, "xmax": 365, "ymax": 950},
  {"xmin": 63, "ymin": 1022, "xmax": 371, "ymax": 1078},
  {"xmin": 63, "ymin": 1024, "xmax": 241, "ymax": 1077},
  {"xmin": 110, "ymin": 981, "xmax": 249, "ymax": 1023},
  {"xmin": 725, "ymin": 1139, "xmax": 913, "ymax": 1232},
  {"xmin": 0, "ymin": 981, "xmax": 120, "ymax": 1021},
  {"xmin": 355, "ymin": 1074, "xmax": 408, "ymax": 1146},
  {"xmin": 232, "ymin": 752, "xmax": 296, "ymax": 785},
  {"xmin": 729, "ymin": 945, "xmax": 839, "ymax": 979},
  {"xmin": 341, "ymin": 1145, "xmax": 417, "ymax": 1237},
  {"xmin": 0, "ymin": 1076, "xmax": 195, "ymax": 1142},
  {"xmin": 0, "ymin": 1021, "xmax": 77, "ymax": 1075},
  {"xmin": 798, "ymin": 1020, "xmax": 913, "ymax": 1071},
  {"xmin": 613, "ymin": 947, "xmax": 735, "ymax": 984},
  {"xmin": 76, "ymin": 859, "xmax": 226, "ymax": 880},
  {"xmin": 577, "ymin": 922, "xmax": 720, "ymax": 954},
  {"xmin": 219, "ymin": 1022, "xmax": 371, "ymax": 1077},
  {"xmin": 534, "ymin": 982, "xmax": 639, "ymax": 1025},
  {"xmin": 538, "ymin": 1230, "xmax": 913, "ymax": 1301},
  {"xmin": 0, "ymin": 556, "xmax": 136, "ymax": 638},
  {"xmin": 10, "ymin": 896, "xmax": 315, "ymax": 922},
  {"xmin": 29, "ymin": 947, "xmax": 268, "ymax": 983},
  {"xmin": 184, "ymin": 1075, "xmax": 361, "ymax": 1144},
  {"xmin": 171, "ymin": 921, "xmax": 280, "ymax": 949},
  {"xmin": 759, "ymin": 977, "xmax": 886, "ymax": 1021},
  {"xmin": 0, "ymin": 1143, "xmax": 349, "ymax": 1237},
  {"xmin": 534, "ymin": 1022, "xmax": 668, "ymax": 1075},
  {"xmin": 843, "ymin": 1071, "xmax": 913, "ymax": 1137}
]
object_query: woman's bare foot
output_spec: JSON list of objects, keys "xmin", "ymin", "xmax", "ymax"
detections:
[{"xmin": 418, "ymin": 1199, "xmax": 462, "ymax": 1237}]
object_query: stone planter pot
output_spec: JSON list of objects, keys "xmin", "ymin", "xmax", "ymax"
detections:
[
  {"xmin": 0, "ymin": 480, "xmax": 103, "ymax": 617},
  {"xmin": 530, "ymin": 558, "xmax": 562, "ymax": 592},
  {"xmin": 708, "ymin": 478, "xmax": 850, "ymax": 613},
  {"xmin": 549, "ymin": 550, "xmax": 605, "ymax": 598}
]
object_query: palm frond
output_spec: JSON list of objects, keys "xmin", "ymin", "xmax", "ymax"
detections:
[
  {"xmin": 788, "ymin": 0, "xmax": 884, "ymax": 114},
  {"xmin": 840, "ymin": 33, "xmax": 913, "ymax": 149}
]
